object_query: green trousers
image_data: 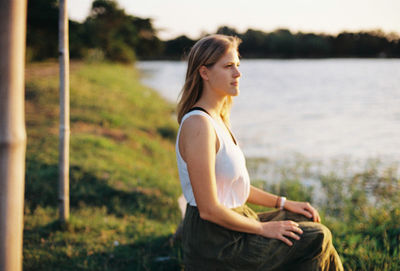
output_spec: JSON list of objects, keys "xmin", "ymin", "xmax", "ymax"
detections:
[{"xmin": 182, "ymin": 204, "xmax": 343, "ymax": 271}]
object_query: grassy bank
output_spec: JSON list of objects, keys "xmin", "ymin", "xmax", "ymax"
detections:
[{"xmin": 24, "ymin": 62, "xmax": 182, "ymax": 270}]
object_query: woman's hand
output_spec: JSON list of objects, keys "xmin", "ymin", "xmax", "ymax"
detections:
[
  {"xmin": 284, "ymin": 200, "xmax": 321, "ymax": 223},
  {"xmin": 259, "ymin": 220, "xmax": 303, "ymax": 246}
]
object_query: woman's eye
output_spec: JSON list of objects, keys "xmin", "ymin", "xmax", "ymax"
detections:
[{"xmin": 226, "ymin": 63, "xmax": 239, "ymax": 68}]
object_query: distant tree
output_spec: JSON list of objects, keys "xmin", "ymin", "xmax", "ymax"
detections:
[
  {"xmin": 83, "ymin": 0, "xmax": 137, "ymax": 63},
  {"xmin": 69, "ymin": 20, "xmax": 87, "ymax": 59},
  {"xmin": 385, "ymin": 32, "xmax": 400, "ymax": 57},
  {"xmin": 82, "ymin": 0, "xmax": 162, "ymax": 61},
  {"xmin": 27, "ymin": 0, "xmax": 87, "ymax": 61},
  {"xmin": 131, "ymin": 17, "xmax": 164, "ymax": 59},
  {"xmin": 295, "ymin": 33, "xmax": 332, "ymax": 57},
  {"xmin": 269, "ymin": 29, "xmax": 296, "ymax": 58},
  {"xmin": 240, "ymin": 29, "xmax": 269, "ymax": 58},
  {"xmin": 391, "ymin": 39, "xmax": 400, "ymax": 57},
  {"xmin": 333, "ymin": 32, "xmax": 357, "ymax": 57},
  {"xmin": 164, "ymin": 35, "xmax": 196, "ymax": 59},
  {"xmin": 354, "ymin": 31, "xmax": 388, "ymax": 57},
  {"xmin": 216, "ymin": 26, "xmax": 240, "ymax": 37},
  {"xmin": 26, "ymin": 0, "xmax": 59, "ymax": 60}
]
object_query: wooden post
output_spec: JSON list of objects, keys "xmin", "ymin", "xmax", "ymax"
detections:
[
  {"xmin": 0, "ymin": 0, "xmax": 27, "ymax": 270},
  {"xmin": 58, "ymin": 0, "xmax": 70, "ymax": 222}
]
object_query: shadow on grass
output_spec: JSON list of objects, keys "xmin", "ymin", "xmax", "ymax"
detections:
[
  {"xmin": 23, "ymin": 224, "xmax": 183, "ymax": 271},
  {"xmin": 101, "ymin": 236, "xmax": 183, "ymax": 271},
  {"xmin": 24, "ymin": 157, "xmax": 183, "ymax": 270},
  {"xmin": 25, "ymin": 158, "xmax": 180, "ymax": 222}
]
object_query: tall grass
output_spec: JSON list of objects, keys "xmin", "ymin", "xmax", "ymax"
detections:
[{"xmin": 248, "ymin": 157, "xmax": 400, "ymax": 270}]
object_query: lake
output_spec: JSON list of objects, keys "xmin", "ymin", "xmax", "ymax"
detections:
[{"xmin": 137, "ymin": 59, "xmax": 400, "ymax": 176}]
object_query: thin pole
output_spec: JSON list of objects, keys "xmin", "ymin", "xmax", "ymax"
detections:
[
  {"xmin": 58, "ymin": 0, "xmax": 70, "ymax": 222},
  {"xmin": 0, "ymin": 0, "xmax": 28, "ymax": 270}
]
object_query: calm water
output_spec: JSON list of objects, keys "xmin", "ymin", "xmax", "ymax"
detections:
[{"xmin": 137, "ymin": 59, "xmax": 400, "ymax": 168}]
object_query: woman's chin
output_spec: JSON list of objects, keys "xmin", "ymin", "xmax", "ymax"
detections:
[{"xmin": 232, "ymin": 88, "xmax": 240, "ymax": 96}]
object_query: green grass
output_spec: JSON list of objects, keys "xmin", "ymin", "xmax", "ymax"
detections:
[
  {"xmin": 24, "ymin": 61, "xmax": 182, "ymax": 270},
  {"xmin": 248, "ymin": 157, "xmax": 400, "ymax": 271}
]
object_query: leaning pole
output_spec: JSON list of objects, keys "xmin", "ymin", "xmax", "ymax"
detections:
[{"xmin": 0, "ymin": 0, "xmax": 27, "ymax": 270}]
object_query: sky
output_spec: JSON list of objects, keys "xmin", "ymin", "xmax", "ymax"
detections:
[{"xmin": 69, "ymin": 0, "xmax": 400, "ymax": 40}]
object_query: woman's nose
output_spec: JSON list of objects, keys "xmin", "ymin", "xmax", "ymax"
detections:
[{"xmin": 233, "ymin": 66, "xmax": 241, "ymax": 78}]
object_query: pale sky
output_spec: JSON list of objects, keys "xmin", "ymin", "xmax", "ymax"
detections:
[{"xmin": 69, "ymin": 0, "xmax": 400, "ymax": 40}]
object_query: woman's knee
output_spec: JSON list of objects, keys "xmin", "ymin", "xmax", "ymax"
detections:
[
  {"xmin": 284, "ymin": 210, "xmax": 313, "ymax": 222},
  {"xmin": 301, "ymin": 222, "xmax": 333, "ymax": 253},
  {"xmin": 315, "ymin": 223, "xmax": 332, "ymax": 247}
]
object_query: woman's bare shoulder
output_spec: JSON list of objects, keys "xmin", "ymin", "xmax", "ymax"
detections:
[
  {"xmin": 180, "ymin": 114, "xmax": 215, "ymax": 143},
  {"xmin": 179, "ymin": 114, "xmax": 219, "ymax": 161}
]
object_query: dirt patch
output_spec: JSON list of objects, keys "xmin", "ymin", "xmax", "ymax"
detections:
[
  {"xmin": 72, "ymin": 121, "xmax": 128, "ymax": 142},
  {"xmin": 25, "ymin": 61, "xmax": 83, "ymax": 81}
]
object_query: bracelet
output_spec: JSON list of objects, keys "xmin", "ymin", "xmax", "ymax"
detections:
[
  {"xmin": 280, "ymin": 196, "xmax": 286, "ymax": 210},
  {"xmin": 275, "ymin": 196, "xmax": 281, "ymax": 208}
]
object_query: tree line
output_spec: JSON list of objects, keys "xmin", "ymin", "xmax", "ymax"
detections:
[
  {"xmin": 28, "ymin": 0, "xmax": 400, "ymax": 63},
  {"xmin": 28, "ymin": 0, "xmax": 162, "ymax": 63}
]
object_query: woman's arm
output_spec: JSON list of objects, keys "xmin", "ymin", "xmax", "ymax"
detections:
[
  {"xmin": 179, "ymin": 115, "xmax": 303, "ymax": 245},
  {"xmin": 247, "ymin": 185, "xmax": 321, "ymax": 223},
  {"xmin": 180, "ymin": 115, "xmax": 262, "ymax": 234},
  {"xmin": 247, "ymin": 185, "xmax": 280, "ymax": 208}
]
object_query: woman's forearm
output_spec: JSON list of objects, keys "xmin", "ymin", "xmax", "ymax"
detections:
[
  {"xmin": 201, "ymin": 201, "xmax": 304, "ymax": 246},
  {"xmin": 200, "ymin": 203, "xmax": 263, "ymax": 235},
  {"xmin": 247, "ymin": 185, "xmax": 280, "ymax": 208}
]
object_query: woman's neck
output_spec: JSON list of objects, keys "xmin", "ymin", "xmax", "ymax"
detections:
[
  {"xmin": 194, "ymin": 95, "xmax": 225, "ymax": 120},
  {"xmin": 194, "ymin": 83, "xmax": 229, "ymax": 118}
]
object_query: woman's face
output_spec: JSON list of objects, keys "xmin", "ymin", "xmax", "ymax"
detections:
[{"xmin": 205, "ymin": 48, "xmax": 241, "ymax": 97}]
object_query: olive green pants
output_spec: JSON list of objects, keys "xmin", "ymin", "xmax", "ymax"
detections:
[{"xmin": 182, "ymin": 204, "xmax": 343, "ymax": 271}]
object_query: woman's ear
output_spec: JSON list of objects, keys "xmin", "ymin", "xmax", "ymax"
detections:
[{"xmin": 199, "ymin": 66, "xmax": 209, "ymax": 81}]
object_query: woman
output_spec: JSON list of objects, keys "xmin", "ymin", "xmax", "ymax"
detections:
[{"xmin": 176, "ymin": 34, "xmax": 343, "ymax": 271}]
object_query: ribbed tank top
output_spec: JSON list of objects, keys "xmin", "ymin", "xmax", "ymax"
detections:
[{"xmin": 176, "ymin": 109, "xmax": 250, "ymax": 208}]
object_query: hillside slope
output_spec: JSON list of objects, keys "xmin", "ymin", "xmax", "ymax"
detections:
[{"xmin": 24, "ymin": 62, "xmax": 182, "ymax": 270}]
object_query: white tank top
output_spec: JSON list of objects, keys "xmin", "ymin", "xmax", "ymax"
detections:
[{"xmin": 176, "ymin": 110, "xmax": 250, "ymax": 208}]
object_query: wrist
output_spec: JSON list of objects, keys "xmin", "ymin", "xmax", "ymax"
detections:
[
  {"xmin": 255, "ymin": 221, "xmax": 263, "ymax": 235},
  {"xmin": 280, "ymin": 196, "xmax": 286, "ymax": 210},
  {"xmin": 274, "ymin": 196, "xmax": 280, "ymax": 208},
  {"xmin": 274, "ymin": 196, "xmax": 287, "ymax": 209}
]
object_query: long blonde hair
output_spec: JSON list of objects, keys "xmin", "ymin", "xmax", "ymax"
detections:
[{"xmin": 177, "ymin": 34, "xmax": 242, "ymax": 125}]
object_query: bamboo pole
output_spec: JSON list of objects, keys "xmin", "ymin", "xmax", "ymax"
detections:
[
  {"xmin": 0, "ymin": 0, "xmax": 27, "ymax": 270},
  {"xmin": 58, "ymin": 0, "xmax": 70, "ymax": 222}
]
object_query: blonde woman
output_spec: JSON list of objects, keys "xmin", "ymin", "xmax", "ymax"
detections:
[{"xmin": 176, "ymin": 34, "xmax": 343, "ymax": 270}]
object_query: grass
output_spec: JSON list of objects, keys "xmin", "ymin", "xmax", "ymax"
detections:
[
  {"xmin": 24, "ymin": 61, "xmax": 182, "ymax": 270},
  {"xmin": 248, "ymin": 156, "xmax": 400, "ymax": 270}
]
